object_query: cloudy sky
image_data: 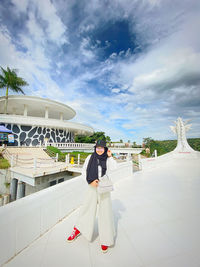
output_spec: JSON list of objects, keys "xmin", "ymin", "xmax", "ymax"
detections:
[{"xmin": 0, "ymin": 0, "xmax": 200, "ymax": 143}]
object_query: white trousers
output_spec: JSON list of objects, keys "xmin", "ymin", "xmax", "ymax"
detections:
[{"xmin": 75, "ymin": 185, "xmax": 116, "ymax": 246}]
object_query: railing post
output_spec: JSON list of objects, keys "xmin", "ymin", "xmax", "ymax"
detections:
[
  {"xmin": 78, "ymin": 154, "xmax": 80, "ymax": 165},
  {"xmin": 16, "ymin": 154, "xmax": 18, "ymax": 166},
  {"xmin": 67, "ymin": 153, "xmax": 70, "ymax": 165},
  {"xmin": 154, "ymin": 149, "xmax": 157, "ymax": 158},
  {"xmin": 34, "ymin": 157, "xmax": 37, "ymax": 171},
  {"xmin": 138, "ymin": 154, "xmax": 142, "ymax": 170},
  {"xmin": 126, "ymin": 153, "xmax": 129, "ymax": 161},
  {"xmin": 11, "ymin": 155, "xmax": 14, "ymax": 167}
]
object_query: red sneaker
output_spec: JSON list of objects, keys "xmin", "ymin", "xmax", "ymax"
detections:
[
  {"xmin": 67, "ymin": 227, "xmax": 81, "ymax": 242},
  {"xmin": 101, "ymin": 245, "xmax": 108, "ymax": 253}
]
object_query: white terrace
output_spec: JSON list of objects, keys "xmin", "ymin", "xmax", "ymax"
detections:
[{"xmin": 1, "ymin": 155, "xmax": 200, "ymax": 267}]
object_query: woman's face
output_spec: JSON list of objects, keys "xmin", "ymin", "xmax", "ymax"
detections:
[{"xmin": 96, "ymin": 146, "xmax": 105, "ymax": 155}]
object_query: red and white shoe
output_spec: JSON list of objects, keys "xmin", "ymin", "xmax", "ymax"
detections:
[
  {"xmin": 67, "ymin": 227, "xmax": 81, "ymax": 242},
  {"xmin": 101, "ymin": 245, "xmax": 109, "ymax": 253}
]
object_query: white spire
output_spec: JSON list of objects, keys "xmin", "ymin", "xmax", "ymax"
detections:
[{"xmin": 170, "ymin": 117, "xmax": 194, "ymax": 152}]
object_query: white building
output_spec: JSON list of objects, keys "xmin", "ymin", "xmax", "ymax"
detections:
[
  {"xmin": 0, "ymin": 95, "xmax": 94, "ymax": 146},
  {"xmin": 110, "ymin": 142, "xmax": 132, "ymax": 147}
]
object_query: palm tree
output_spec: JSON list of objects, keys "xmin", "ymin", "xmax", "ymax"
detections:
[{"xmin": 0, "ymin": 66, "xmax": 28, "ymax": 114}]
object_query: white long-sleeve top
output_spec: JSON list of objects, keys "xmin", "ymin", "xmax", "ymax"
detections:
[{"xmin": 81, "ymin": 155, "xmax": 117, "ymax": 183}]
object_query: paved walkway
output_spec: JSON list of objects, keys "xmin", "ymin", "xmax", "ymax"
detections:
[{"xmin": 4, "ymin": 158, "xmax": 200, "ymax": 267}]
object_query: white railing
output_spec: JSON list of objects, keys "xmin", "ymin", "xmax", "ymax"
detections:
[
  {"xmin": 46, "ymin": 142, "xmax": 95, "ymax": 149},
  {"xmin": 0, "ymin": 160, "xmax": 133, "ymax": 266},
  {"xmin": 3, "ymin": 149, "xmax": 58, "ymax": 169},
  {"xmin": 46, "ymin": 143, "xmax": 144, "ymax": 155}
]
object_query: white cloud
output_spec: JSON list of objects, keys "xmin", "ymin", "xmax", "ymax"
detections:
[
  {"xmin": 26, "ymin": 13, "xmax": 45, "ymax": 42},
  {"xmin": 11, "ymin": 0, "xmax": 29, "ymax": 13},
  {"xmin": 35, "ymin": 0, "xmax": 68, "ymax": 45},
  {"xmin": 0, "ymin": 25, "xmax": 64, "ymax": 99},
  {"xmin": 111, "ymin": 88, "xmax": 120, "ymax": 93},
  {"xmin": 11, "ymin": 0, "xmax": 68, "ymax": 45},
  {"xmin": 80, "ymin": 37, "xmax": 96, "ymax": 62},
  {"xmin": 1, "ymin": 0, "xmax": 200, "ymax": 143}
]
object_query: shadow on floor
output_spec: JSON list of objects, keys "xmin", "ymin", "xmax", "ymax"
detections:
[{"xmin": 91, "ymin": 198, "xmax": 126, "ymax": 245}]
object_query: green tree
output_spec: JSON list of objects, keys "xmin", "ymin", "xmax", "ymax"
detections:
[
  {"xmin": 106, "ymin": 136, "xmax": 111, "ymax": 142},
  {"xmin": 133, "ymin": 141, "xmax": 137, "ymax": 147},
  {"xmin": 143, "ymin": 137, "xmax": 153, "ymax": 148},
  {"xmin": 75, "ymin": 131, "xmax": 109, "ymax": 143},
  {"xmin": 0, "ymin": 66, "xmax": 28, "ymax": 114}
]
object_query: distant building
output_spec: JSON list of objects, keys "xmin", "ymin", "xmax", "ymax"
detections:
[{"xmin": 110, "ymin": 142, "xmax": 131, "ymax": 148}]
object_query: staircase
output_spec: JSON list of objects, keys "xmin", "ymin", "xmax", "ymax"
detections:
[{"xmin": 2, "ymin": 147, "xmax": 67, "ymax": 177}]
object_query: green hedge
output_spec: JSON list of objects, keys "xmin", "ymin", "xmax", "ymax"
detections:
[
  {"xmin": 46, "ymin": 146, "xmax": 91, "ymax": 162},
  {"xmin": 47, "ymin": 145, "xmax": 62, "ymax": 154},
  {"xmin": 0, "ymin": 158, "xmax": 10, "ymax": 169}
]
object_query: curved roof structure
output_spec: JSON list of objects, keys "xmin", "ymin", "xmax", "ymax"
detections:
[
  {"xmin": 0, "ymin": 95, "xmax": 76, "ymax": 120},
  {"xmin": 0, "ymin": 95, "xmax": 94, "ymax": 136}
]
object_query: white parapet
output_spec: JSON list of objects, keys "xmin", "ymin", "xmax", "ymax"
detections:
[{"xmin": 0, "ymin": 160, "xmax": 133, "ymax": 266}]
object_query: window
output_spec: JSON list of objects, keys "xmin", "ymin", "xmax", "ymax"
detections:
[
  {"xmin": 50, "ymin": 180, "xmax": 57, "ymax": 186},
  {"xmin": 58, "ymin": 178, "xmax": 64, "ymax": 183}
]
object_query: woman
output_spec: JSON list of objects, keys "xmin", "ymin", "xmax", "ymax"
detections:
[{"xmin": 67, "ymin": 139, "xmax": 117, "ymax": 253}]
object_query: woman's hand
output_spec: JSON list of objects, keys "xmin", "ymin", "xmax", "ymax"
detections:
[
  {"xmin": 90, "ymin": 179, "xmax": 99, "ymax": 187},
  {"xmin": 107, "ymin": 149, "xmax": 112, "ymax": 157}
]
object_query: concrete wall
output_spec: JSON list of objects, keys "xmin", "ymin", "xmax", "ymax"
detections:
[
  {"xmin": 25, "ymin": 171, "xmax": 77, "ymax": 196},
  {"xmin": 0, "ymin": 161, "xmax": 133, "ymax": 266}
]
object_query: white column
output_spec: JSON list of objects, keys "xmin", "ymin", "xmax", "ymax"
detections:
[
  {"xmin": 12, "ymin": 107, "xmax": 17, "ymax": 115},
  {"xmin": 23, "ymin": 104, "xmax": 28, "ymax": 116},
  {"xmin": 60, "ymin": 112, "xmax": 63, "ymax": 120},
  {"xmin": 45, "ymin": 106, "xmax": 49, "ymax": 119},
  {"xmin": 78, "ymin": 154, "xmax": 80, "ymax": 165},
  {"xmin": 154, "ymin": 150, "xmax": 157, "ymax": 158},
  {"xmin": 56, "ymin": 153, "xmax": 58, "ymax": 162}
]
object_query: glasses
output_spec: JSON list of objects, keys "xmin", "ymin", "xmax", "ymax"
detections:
[{"xmin": 96, "ymin": 147, "xmax": 104, "ymax": 151}]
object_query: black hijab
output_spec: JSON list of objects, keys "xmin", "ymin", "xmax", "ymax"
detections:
[{"xmin": 86, "ymin": 146, "xmax": 108, "ymax": 184}]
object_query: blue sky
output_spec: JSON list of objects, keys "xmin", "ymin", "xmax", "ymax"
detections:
[{"xmin": 0, "ymin": 0, "xmax": 200, "ymax": 143}]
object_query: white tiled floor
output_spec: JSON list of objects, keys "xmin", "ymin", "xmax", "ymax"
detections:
[{"xmin": 4, "ymin": 158, "xmax": 200, "ymax": 267}]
